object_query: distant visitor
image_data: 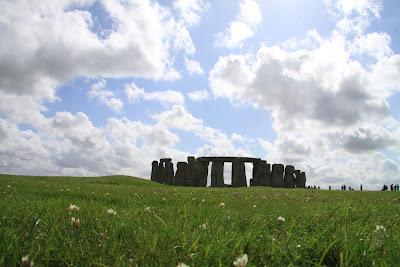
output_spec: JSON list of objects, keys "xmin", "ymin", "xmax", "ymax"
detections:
[{"xmin": 151, "ymin": 156, "xmax": 306, "ymax": 188}]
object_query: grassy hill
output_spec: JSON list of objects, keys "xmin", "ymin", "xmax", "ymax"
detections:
[{"xmin": 1, "ymin": 174, "xmax": 399, "ymax": 266}]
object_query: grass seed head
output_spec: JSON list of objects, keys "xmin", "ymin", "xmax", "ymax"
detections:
[
  {"xmin": 233, "ymin": 254, "xmax": 248, "ymax": 267},
  {"xmin": 21, "ymin": 255, "xmax": 33, "ymax": 267},
  {"xmin": 107, "ymin": 209, "xmax": 117, "ymax": 216},
  {"xmin": 68, "ymin": 204, "xmax": 80, "ymax": 212}
]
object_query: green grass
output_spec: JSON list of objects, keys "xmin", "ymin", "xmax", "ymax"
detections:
[{"xmin": 1, "ymin": 174, "xmax": 399, "ymax": 266}]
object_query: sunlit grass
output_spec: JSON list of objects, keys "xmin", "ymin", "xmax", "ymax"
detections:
[{"xmin": 1, "ymin": 174, "xmax": 399, "ymax": 266}]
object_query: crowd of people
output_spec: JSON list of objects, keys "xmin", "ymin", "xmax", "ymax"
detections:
[
  {"xmin": 382, "ymin": 184, "xmax": 400, "ymax": 191},
  {"xmin": 306, "ymin": 184, "xmax": 400, "ymax": 191}
]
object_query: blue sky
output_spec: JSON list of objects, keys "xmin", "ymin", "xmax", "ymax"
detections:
[{"xmin": 0, "ymin": 0, "xmax": 399, "ymax": 189}]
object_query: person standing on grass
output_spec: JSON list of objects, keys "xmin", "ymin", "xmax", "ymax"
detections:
[
  {"xmin": 390, "ymin": 184, "xmax": 394, "ymax": 191},
  {"xmin": 329, "ymin": 185, "xmax": 331, "ymax": 190},
  {"xmin": 360, "ymin": 184, "xmax": 363, "ymax": 191}
]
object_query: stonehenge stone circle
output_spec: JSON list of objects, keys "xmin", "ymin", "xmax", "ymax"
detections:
[{"xmin": 150, "ymin": 156, "xmax": 306, "ymax": 188}]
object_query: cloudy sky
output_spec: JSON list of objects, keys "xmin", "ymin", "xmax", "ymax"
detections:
[{"xmin": 1, "ymin": 0, "xmax": 399, "ymax": 189}]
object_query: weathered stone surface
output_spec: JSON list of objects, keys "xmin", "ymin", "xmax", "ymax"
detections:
[
  {"xmin": 151, "ymin": 161, "xmax": 160, "ymax": 182},
  {"xmin": 195, "ymin": 159, "xmax": 209, "ymax": 187},
  {"xmin": 272, "ymin": 163, "xmax": 284, "ymax": 187},
  {"xmin": 173, "ymin": 162, "xmax": 187, "ymax": 186},
  {"xmin": 252, "ymin": 161, "xmax": 260, "ymax": 186},
  {"xmin": 186, "ymin": 156, "xmax": 196, "ymax": 186},
  {"xmin": 284, "ymin": 165, "xmax": 295, "ymax": 188},
  {"xmin": 258, "ymin": 161, "xmax": 272, "ymax": 186},
  {"xmin": 232, "ymin": 160, "xmax": 247, "ymax": 187},
  {"xmin": 158, "ymin": 162, "xmax": 166, "ymax": 184},
  {"xmin": 211, "ymin": 161, "xmax": 224, "ymax": 187},
  {"xmin": 297, "ymin": 172, "xmax": 306, "ymax": 188},
  {"xmin": 294, "ymin": 170, "xmax": 301, "ymax": 187},
  {"xmin": 165, "ymin": 161, "xmax": 174, "ymax": 185},
  {"xmin": 152, "ymin": 157, "xmax": 305, "ymax": 188}
]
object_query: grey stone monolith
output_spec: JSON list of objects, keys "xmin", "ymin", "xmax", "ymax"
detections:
[
  {"xmin": 151, "ymin": 160, "xmax": 160, "ymax": 183},
  {"xmin": 251, "ymin": 160, "xmax": 260, "ymax": 186},
  {"xmin": 297, "ymin": 171, "xmax": 306, "ymax": 188},
  {"xmin": 165, "ymin": 161, "xmax": 174, "ymax": 185},
  {"xmin": 196, "ymin": 159, "xmax": 209, "ymax": 187},
  {"xmin": 173, "ymin": 162, "xmax": 187, "ymax": 186},
  {"xmin": 272, "ymin": 163, "xmax": 284, "ymax": 187},
  {"xmin": 211, "ymin": 161, "xmax": 224, "ymax": 187},
  {"xmin": 232, "ymin": 160, "xmax": 247, "ymax": 187},
  {"xmin": 294, "ymin": 170, "xmax": 301, "ymax": 187},
  {"xmin": 186, "ymin": 156, "xmax": 196, "ymax": 186},
  {"xmin": 284, "ymin": 165, "xmax": 295, "ymax": 188},
  {"xmin": 158, "ymin": 162, "xmax": 166, "ymax": 184},
  {"xmin": 258, "ymin": 160, "xmax": 272, "ymax": 186}
]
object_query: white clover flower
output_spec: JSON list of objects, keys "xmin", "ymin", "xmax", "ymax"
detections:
[
  {"xmin": 201, "ymin": 199, "xmax": 206, "ymax": 202},
  {"xmin": 144, "ymin": 206, "xmax": 151, "ymax": 212},
  {"xmin": 199, "ymin": 223, "xmax": 207, "ymax": 230},
  {"xmin": 105, "ymin": 192, "xmax": 110, "ymax": 196},
  {"xmin": 375, "ymin": 225, "xmax": 386, "ymax": 232},
  {"xmin": 277, "ymin": 216, "xmax": 285, "ymax": 223},
  {"xmin": 253, "ymin": 205, "xmax": 257, "ymax": 208},
  {"xmin": 107, "ymin": 209, "xmax": 117, "ymax": 216},
  {"xmin": 233, "ymin": 254, "xmax": 248, "ymax": 267},
  {"xmin": 70, "ymin": 217, "xmax": 81, "ymax": 228},
  {"xmin": 218, "ymin": 202, "xmax": 225, "ymax": 208},
  {"xmin": 68, "ymin": 204, "xmax": 80, "ymax": 212},
  {"xmin": 21, "ymin": 255, "xmax": 33, "ymax": 267},
  {"xmin": 177, "ymin": 262, "xmax": 189, "ymax": 267}
]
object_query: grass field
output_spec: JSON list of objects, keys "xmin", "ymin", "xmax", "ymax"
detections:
[{"xmin": 1, "ymin": 174, "xmax": 399, "ymax": 266}]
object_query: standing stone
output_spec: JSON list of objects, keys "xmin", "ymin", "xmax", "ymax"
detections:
[
  {"xmin": 196, "ymin": 159, "xmax": 209, "ymax": 187},
  {"xmin": 211, "ymin": 161, "xmax": 224, "ymax": 187},
  {"xmin": 151, "ymin": 160, "xmax": 160, "ymax": 182},
  {"xmin": 186, "ymin": 156, "xmax": 196, "ymax": 186},
  {"xmin": 232, "ymin": 160, "xmax": 247, "ymax": 187},
  {"xmin": 258, "ymin": 161, "xmax": 272, "ymax": 186},
  {"xmin": 272, "ymin": 164, "xmax": 285, "ymax": 188},
  {"xmin": 251, "ymin": 160, "xmax": 261, "ymax": 186},
  {"xmin": 160, "ymin": 158, "xmax": 172, "ymax": 163},
  {"xmin": 173, "ymin": 162, "xmax": 187, "ymax": 186},
  {"xmin": 158, "ymin": 162, "xmax": 166, "ymax": 184},
  {"xmin": 294, "ymin": 170, "xmax": 301, "ymax": 187},
  {"xmin": 297, "ymin": 172, "xmax": 306, "ymax": 188},
  {"xmin": 165, "ymin": 161, "xmax": 174, "ymax": 185},
  {"xmin": 284, "ymin": 165, "xmax": 295, "ymax": 188}
]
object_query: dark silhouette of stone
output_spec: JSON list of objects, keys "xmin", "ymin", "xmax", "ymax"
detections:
[
  {"xmin": 251, "ymin": 160, "xmax": 261, "ymax": 186},
  {"xmin": 211, "ymin": 161, "xmax": 224, "ymax": 187},
  {"xmin": 151, "ymin": 160, "xmax": 160, "ymax": 182},
  {"xmin": 158, "ymin": 162, "xmax": 166, "ymax": 184},
  {"xmin": 232, "ymin": 160, "xmax": 247, "ymax": 187},
  {"xmin": 293, "ymin": 170, "xmax": 301, "ymax": 187},
  {"xmin": 284, "ymin": 165, "xmax": 295, "ymax": 188},
  {"xmin": 195, "ymin": 159, "xmax": 209, "ymax": 187},
  {"xmin": 272, "ymin": 164, "xmax": 284, "ymax": 187},
  {"xmin": 151, "ymin": 156, "xmax": 306, "ymax": 188},
  {"xmin": 186, "ymin": 156, "xmax": 196, "ymax": 186},
  {"xmin": 173, "ymin": 162, "xmax": 187, "ymax": 186},
  {"xmin": 297, "ymin": 172, "xmax": 306, "ymax": 188},
  {"xmin": 165, "ymin": 161, "xmax": 174, "ymax": 185},
  {"xmin": 259, "ymin": 161, "xmax": 272, "ymax": 186}
]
